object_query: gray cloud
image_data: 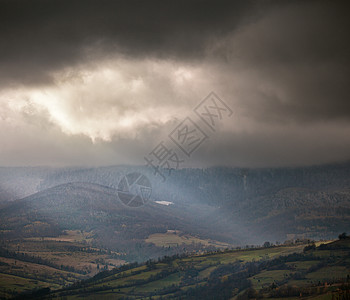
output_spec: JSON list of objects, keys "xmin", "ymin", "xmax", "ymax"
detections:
[
  {"xmin": 0, "ymin": 0, "xmax": 349, "ymax": 167},
  {"xmin": 209, "ymin": 1, "xmax": 350, "ymax": 122},
  {"xmin": 0, "ymin": 0, "xmax": 255, "ymax": 86}
]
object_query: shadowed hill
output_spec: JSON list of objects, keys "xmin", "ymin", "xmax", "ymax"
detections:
[
  {"xmin": 0, "ymin": 162, "xmax": 349, "ymax": 244},
  {"xmin": 0, "ymin": 182, "xmax": 245, "ymax": 261}
]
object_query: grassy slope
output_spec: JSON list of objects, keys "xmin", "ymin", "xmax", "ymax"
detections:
[
  {"xmin": 0, "ymin": 230, "xmax": 127, "ymax": 299},
  {"xmin": 145, "ymin": 230, "xmax": 231, "ymax": 248},
  {"xmin": 43, "ymin": 239, "xmax": 350, "ymax": 299}
]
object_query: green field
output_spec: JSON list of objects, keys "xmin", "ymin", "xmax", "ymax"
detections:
[
  {"xmin": 145, "ymin": 230, "xmax": 231, "ymax": 248},
  {"xmin": 1, "ymin": 238, "xmax": 350, "ymax": 299},
  {"xmin": 38, "ymin": 239, "xmax": 350, "ymax": 299},
  {"xmin": 0, "ymin": 232, "xmax": 127, "ymax": 299}
]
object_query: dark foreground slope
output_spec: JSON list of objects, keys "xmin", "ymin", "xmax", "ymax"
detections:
[{"xmin": 25, "ymin": 238, "xmax": 350, "ymax": 300}]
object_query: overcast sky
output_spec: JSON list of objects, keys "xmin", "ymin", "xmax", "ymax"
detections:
[{"xmin": 0, "ymin": 0, "xmax": 349, "ymax": 168}]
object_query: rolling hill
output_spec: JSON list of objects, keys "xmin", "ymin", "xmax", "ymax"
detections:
[
  {"xmin": 26, "ymin": 238, "xmax": 350, "ymax": 299},
  {"xmin": 0, "ymin": 182, "xmax": 240, "ymax": 262}
]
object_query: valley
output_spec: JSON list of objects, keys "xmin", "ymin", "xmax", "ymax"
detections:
[{"xmin": 0, "ymin": 163, "xmax": 349, "ymax": 298}]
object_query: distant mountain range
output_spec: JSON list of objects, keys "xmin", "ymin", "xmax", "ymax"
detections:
[{"xmin": 0, "ymin": 162, "xmax": 349, "ymax": 257}]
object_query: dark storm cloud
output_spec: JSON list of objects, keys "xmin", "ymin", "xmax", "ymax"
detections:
[
  {"xmin": 208, "ymin": 0, "xmax": 350, "ymax": 122},
  {"xmin": 1, "ymin": 0, "xmax": 349, "ymax": 121},
  {"xmin": 0, "ymin": 0, "xmax": 255, "ymax": 86}
]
